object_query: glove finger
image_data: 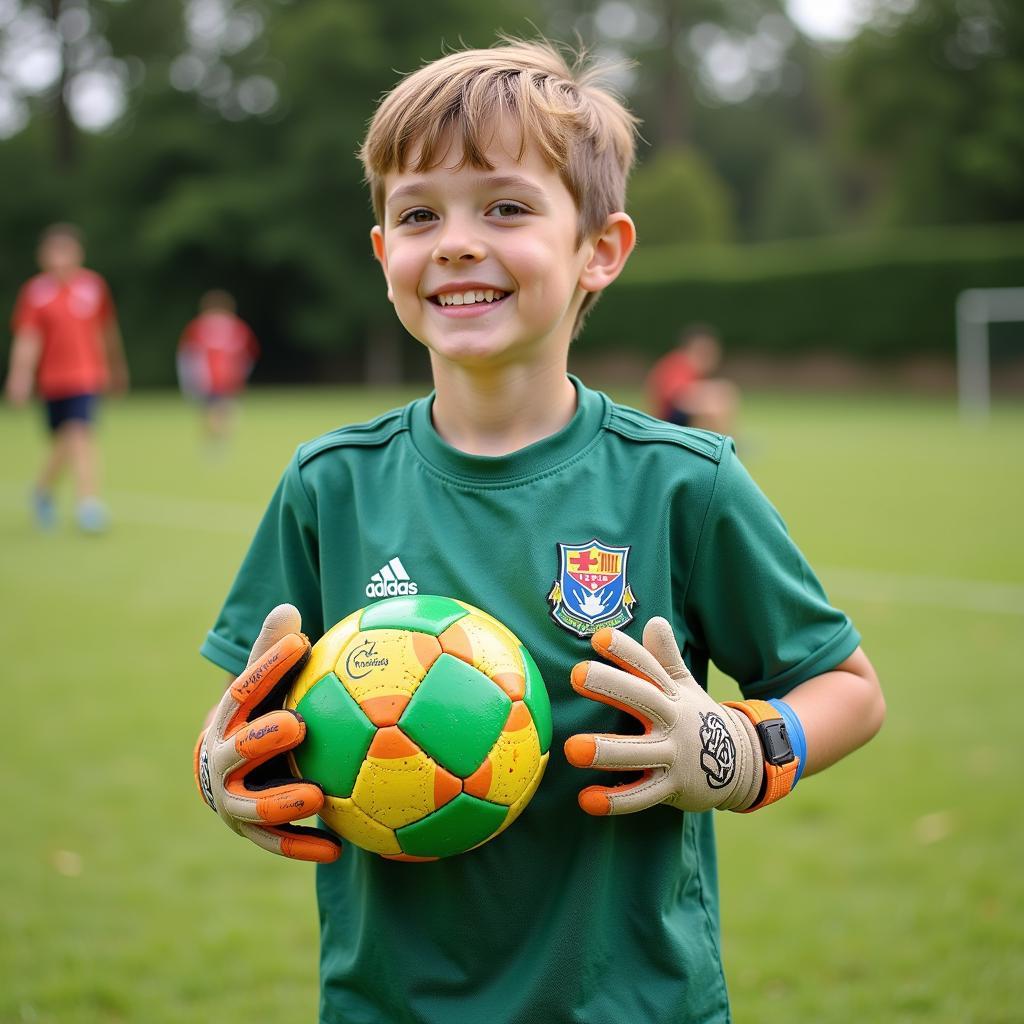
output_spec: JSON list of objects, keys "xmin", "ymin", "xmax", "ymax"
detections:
[
  {"xmin": 564, "ymin": 732, "xmax": 672, "ymax": 771},
  {"xmin": 212, "ymin": 709, "xmax": 306, "ymax": 777},
  {"xmin": 237, "ymin": 821, "xmax": 342, "ymax": 863},
  {"xmin": 248, "ymin": 603, "xmax": 303, "ymax": 667},
  {"xmin": 576, "ymin": 770, "xmax": 671, "ymax": 816},
  {"xmin": 214, "ymin": 632, "xmax": 310, "ymax": 738},
  {"xmin": 642, "ymin": 617, "xmax": 697, "ymax": 686},
  {"xmin": 222, "ymin": 777, "xmax": 326, "ymax": 826},
  {"xmin": 591, "ymin": 627, "xmax": 677, "ymax": 695},
  {"xmin": 570, "ymin": 661, "xmax": 676, "ymax": 731}
]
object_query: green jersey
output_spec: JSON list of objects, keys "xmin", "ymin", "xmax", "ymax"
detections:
[{"xmin": 202, "ymin": 377, "xmax": 859, "ymax": 1024}]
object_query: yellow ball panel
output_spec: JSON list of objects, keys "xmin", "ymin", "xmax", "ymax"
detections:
[
  {"xmin": 481, "ymin": 752, "xmax": 549, "ymax": 845},
  {"xmin": 454, "ymin": 602, "xmax": 523, "ymax": 649},
  {"xmin": 286, "ymin": 610, "xmax": 362, "ymax": 709},
  {"xmin": 351, "ymin": 746, "xmax": 441, "ymax": 830},
  {"xmin": 480, "ymin": 717, "xmax": 542, "ymax": 806},
  {"xmin": 320, "ymin": 795, "xmax": 401, "ymax": 856},
  {"xmin": 438, "ymin": 613, "xmax": 524, "ymax": 686},
  {"xmin": 335, "ymin": 629, "xmax": 440, "ymax": 707}
]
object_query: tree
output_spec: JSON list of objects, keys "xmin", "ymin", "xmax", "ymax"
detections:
[
  {"xmin": 628, "ymin": 145, "xmax": 734, "ymax": 244},
  {"xmin": 836, "ymin": 0, "xmax": 1024, "ymax": 226},
  {"xmin": 753, "ymin": 143, "xmax": 841, "ymax": 239}
]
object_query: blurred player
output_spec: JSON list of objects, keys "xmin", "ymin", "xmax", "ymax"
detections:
[
  {"xmin": 4, "ymin": 223, "xmax": 129, "ymax": 532},
  {"xmin": 647, "ymin": 323, "xmax": 739, "ymax": 435},
  {"xmin": 176, "ymin": 289, "xmax": 259, "ymax": 449}
]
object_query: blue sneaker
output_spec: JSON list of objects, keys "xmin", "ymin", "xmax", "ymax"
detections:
[
  {"xmin": 76, "ymin": 497, "xmax": 109, "ymax": 534},
  {"xmin": 32, "ymin": 489, "xmax": 56, "ymax": 530}
]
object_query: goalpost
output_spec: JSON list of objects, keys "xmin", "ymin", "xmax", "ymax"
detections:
[{"xmin": 956, "ymin": 287, "xmax": 1024, "ymax": 418}]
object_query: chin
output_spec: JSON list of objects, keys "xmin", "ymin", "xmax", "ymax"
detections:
[
  {"xmin": 422, "ymin": 330, "xmax": 523, "ymax": 366},
  {"xmin": 435, "ymin": 343, "xmax": 516, "ymax": 368}
]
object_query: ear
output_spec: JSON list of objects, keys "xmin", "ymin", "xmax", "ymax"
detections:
[
  {"xmin": 370, "ymin": 226, "xmax": 394, "ymax": 303},
  {"xmin": 578, "ymin": 213, "xmax": 636, "ymax": 295}
]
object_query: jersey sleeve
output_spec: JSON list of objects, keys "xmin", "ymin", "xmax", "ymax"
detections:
[
  {"xmin": 244, "ymin": 321, "xmax": 260, "ymax": 364},
  {"xmin": 96, "ymin": 274, "xmax": 115, "ymax": 325},
  {"xmin": 177, "ymin": 318, "xmax": 197, "ymax": 353},
  {"xmin": 11, "ymin": 281, "xmax": 42, "ymax": 335},
  {"xmin": 683, "ymin": 442, "xmax": 860, "ymax": 699},
  {"xmin": 200, "ymin": 450, "xmax": 324, "ymax": 676}
]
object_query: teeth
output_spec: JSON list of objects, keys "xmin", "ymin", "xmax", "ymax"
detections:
[{"xmin": 436, "ymin": 289, "xmax": 506, "ymax": 306}]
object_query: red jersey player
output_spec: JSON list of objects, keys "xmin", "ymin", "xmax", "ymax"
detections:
[
  {"xmin": 646, "ymin": 323, "xmax": 738, "ymax": 435},
  {"xmin": 176, "ymin": 290, "xmax": 260, "ymax": 447},
  {"xmin": 5, "ymin": 223, "xmax": 129, "ymax": 532}
]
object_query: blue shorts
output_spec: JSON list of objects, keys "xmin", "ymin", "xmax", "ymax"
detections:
[
  {"xmin": 666, "ymin": 407, "xmax": 692, "ymax": 427},
  {"xmin": 45, "ymin": 394, "xmax": 98, "ymax": 433}
]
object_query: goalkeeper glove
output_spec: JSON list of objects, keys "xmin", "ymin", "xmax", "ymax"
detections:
[
  {"xmin": 193, "ymin": 604, "xmax": 341, "ymax": 862},
  {"xmin": 564, "ymin": 618, "xmax": 800, "ymax": 815}
]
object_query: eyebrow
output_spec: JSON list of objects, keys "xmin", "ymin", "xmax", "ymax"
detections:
[{"xmin": 385, "ymin": 174, "xmax": 547, "ymax": 208}]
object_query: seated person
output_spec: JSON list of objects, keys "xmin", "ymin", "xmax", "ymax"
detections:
[{"xmin": 647, "ymin": 323, "xmax": 738, "ymax": 435}]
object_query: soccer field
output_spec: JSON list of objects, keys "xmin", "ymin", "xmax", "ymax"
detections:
[{"xmin": 2, "ymin": 387, "xmax": 1022, "ymax": 1023}]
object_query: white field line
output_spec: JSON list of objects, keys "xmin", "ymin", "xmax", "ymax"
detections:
[{"xmin": 3, "ymin": 484, "xmax": 1023, "ymax": 615}]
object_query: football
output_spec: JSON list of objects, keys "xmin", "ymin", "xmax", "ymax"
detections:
[{"xmin": 285, "ymin": 594, "xmax": 552, "ymax": 861}]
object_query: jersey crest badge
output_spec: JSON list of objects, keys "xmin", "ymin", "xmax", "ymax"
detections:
[{"xmin": 548, "ymin": 539, "xmax": 637, "ymax": 637}]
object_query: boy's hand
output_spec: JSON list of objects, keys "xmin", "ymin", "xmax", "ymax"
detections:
[
  {"xmin": 564, "ymin": 618, "xmax": 764, "ymax": 815},
  {"xmin": 193, "ymin": 604, "xmax": 341, "ymax": 863}
]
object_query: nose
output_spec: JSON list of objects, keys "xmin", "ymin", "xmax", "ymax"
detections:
[{"xmin": 432, "ymin": 215, "xmax": 485, "ymax": 265}]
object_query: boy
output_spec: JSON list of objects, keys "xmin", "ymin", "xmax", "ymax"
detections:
[
  {"xmin": 5, "ymin": 223, "xmax": 129, "ymax": 532},
  {"xmin": 195, "ymin": 40, "xmax": 884, "ymax": 1024},
  {"xmin": 176, "ymin": 289, "xmax": 260, "ymax": 448}
]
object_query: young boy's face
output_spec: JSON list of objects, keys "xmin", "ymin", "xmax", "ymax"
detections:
[
  {"xmin": 38, "ymin": 234, "xmax": 84, "ymax": 277},
  {"xmin": 371, "ymin": 123, "xmax": 603, "ymax": 370}
]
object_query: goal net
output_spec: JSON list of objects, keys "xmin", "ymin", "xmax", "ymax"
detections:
[{"xmin": 956, "ymin": 287, "xmax": 1024, "ymax": 418}]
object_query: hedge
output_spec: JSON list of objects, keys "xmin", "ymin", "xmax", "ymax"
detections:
[{"xmin": 581, "ymin": 223, "xmax": 1024, "ymax": 358}]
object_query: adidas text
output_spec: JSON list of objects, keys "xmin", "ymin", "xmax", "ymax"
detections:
[
  {"xmin": 365, "ymin": 556, "xmax": 419, "ymax": 598},
  {"xmin": 365, "ymin": 579, "xmax": 419, "ymax": 598}
]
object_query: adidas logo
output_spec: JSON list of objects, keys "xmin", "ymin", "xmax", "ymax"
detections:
[{"xmin": 365, "ymin": 556, "xmax": 419, "ymax": 598}]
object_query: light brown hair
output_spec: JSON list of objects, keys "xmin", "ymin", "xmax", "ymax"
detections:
[
  {"xmin": 39, "ymin": 222, "xmax": 83, "ymax": 247},
  {"xmin": 360, "ymin": 39, "xmax": 639, "ymax": 324},
  {"xmin": 199, "ymin": 289, "xmax": 237, "ymax": 314}
]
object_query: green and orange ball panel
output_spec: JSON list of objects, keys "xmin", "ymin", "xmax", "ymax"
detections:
[{"xmin": 286, "ymin": 595, "xmax": 551, "ymax": 860}]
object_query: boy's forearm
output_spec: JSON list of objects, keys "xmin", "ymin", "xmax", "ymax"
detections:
[
  {"xmin": 103, "ymin": 319, "xmax": 129, "ymax": 389},
  {"xmin": 8, "ymin": 330, "xmax": 41, "ymax": 371},
  {"xmin": 780, "ymin": 646, "xmax": 885, "ymax": 777},
  {"xmin": 5, "ymin": 331, "xmax": 41, "ymax": 402}
]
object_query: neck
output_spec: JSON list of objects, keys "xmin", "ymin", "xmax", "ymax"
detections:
[{"xmin": 430, "ymin": 355, "xmax": 577, "ymax": 457}]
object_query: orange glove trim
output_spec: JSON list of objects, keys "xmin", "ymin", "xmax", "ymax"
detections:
[
  {"xmin": 569, "ymin": 661, "xmax": 655, "ymax": 733},
  {"xmin": 226, "ymin": 632, "xmax": 310, "ymax": 733}
]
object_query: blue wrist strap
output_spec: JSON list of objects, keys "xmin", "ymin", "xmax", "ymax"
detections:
[{"xmin": 767, "ymin": 699, "xmax": 807, "ymax": 787}]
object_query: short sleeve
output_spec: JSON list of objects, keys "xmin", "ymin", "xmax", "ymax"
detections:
[
  {"xmin": 683, "ymin": 442, "xmax": 860, "ymax": 699},
  {"xmin": 178, "ymin": 318, "xmax": 197, "ymax": 353},
  {"xmin": 200, "ymin": 451, "xmax": 324, "ymax": 675},
  {"xmin": 11, "ymin": 281, "xmax": 42, "ymax": 334},
  {"xmin": 245, "ymin": 322, "xmax": 260, "ymax": 362},
  {"xmin": 96, "ymin": 275, "xmax": 115, "ymax": 324}
]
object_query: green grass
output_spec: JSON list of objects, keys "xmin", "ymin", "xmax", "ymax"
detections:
[{"xmin": 1, "ymin": 387, "xmax": 1022, "ymax": 1023}]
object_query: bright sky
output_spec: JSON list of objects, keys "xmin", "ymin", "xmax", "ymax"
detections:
[{"xmin": 786, "ymin": 0, "xmax": 869, "ymax": 40}]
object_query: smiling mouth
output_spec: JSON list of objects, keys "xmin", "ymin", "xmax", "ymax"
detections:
[{"xmin": 430, "ymin": 288, "xmax": 509, "ymax": 307}]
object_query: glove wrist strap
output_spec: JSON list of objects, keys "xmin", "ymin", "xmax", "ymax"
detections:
[{"xmin": 721, "ymin": 699, "xmax": 801, "ymax": 812}]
